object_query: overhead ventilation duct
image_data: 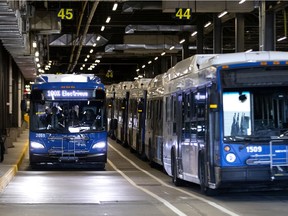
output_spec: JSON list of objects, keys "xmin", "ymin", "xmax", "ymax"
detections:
[
  {"xmin": 49, "ymin": 34, "xmax": 108, "ymax": 47},
  {"xmin": 105, "ymin": 44, "xmax": 212, "ymax": 53},
  {"xmin": 125, "ymin": 25, "xmax": 195, "ymax": 34},
  {"xmin": 122, "ymin": 1, "xmax": 162, "ymax": 13},
  {"xmin": 0, "ymin": 1, "xmax": 36, "ymax": 80},
  {"xmin": 30, "ymin": 10, "xmax": 61, "ymax": 34},
  {"xmin": 105, "ymin": 44, "xmax": 182, "ymax": 53}
]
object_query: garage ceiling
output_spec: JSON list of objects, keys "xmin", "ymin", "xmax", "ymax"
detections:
[{"xmin": 1, "ymin": 0, "xmax": 288, "ymax": 84}]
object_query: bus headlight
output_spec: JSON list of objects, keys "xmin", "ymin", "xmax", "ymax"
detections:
[
  {"xmin": 31, "ymin": 141, "xmax": 45, "ymax": 149},
  {"xmin": 92, "ymin": 141, "xmax": 106, "ymax": 149},
  {"xmin": 226, "ymin": 153, "xmax": 236, "ymax": 163}
]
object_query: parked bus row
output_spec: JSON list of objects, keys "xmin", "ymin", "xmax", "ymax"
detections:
[{"xmin": 107, "ymin": 51, "xmax": 288, "ymax": 195}]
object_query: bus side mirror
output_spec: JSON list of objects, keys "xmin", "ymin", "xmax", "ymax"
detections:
[
  {"xmin": 30, "ymin": 89, "xmax": 45, "ymax": 105},
  {"xmin": 95, "ymin": 89, "xmax": 105, "ymax": 100},
  {"xmin": 110, "ymin": 118, "xmax": 118, "ymax": 130},
  {"xmin": 209, "ymin": 84, "xmax": 219, "ymax": 112},
  {"xmin": 137, "ymin": 102, "xmax": 144, "ymax": 113}
]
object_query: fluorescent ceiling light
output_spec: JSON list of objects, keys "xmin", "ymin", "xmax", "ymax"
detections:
[
  {"xmin": 106, "ymin": 16, "xmax": 111, "ymax": 23},
  {"xmin": 191, "ymin": 31, "xmax": 197, "ymax": 36},
  {"xmin": 204, "ymin": 21, "xmax": 211, "ymax": 28},
  {"xmin": 218, "ymin": 10, "xmax": 228, "ymax": 18},
  {"xmin": 277, "ymin": 36, "xmax": 287, "ymax": 42},
  {"xmin": 239, "ymin": 0, "xmax": 246, "ymax": 4},
  {"xmin": 179, "ymin": 39, "xmax": 185, "ymax": 44},
  {"xmin": 101, "ymin": 26, "xmax": 105, "ymax": 31},
  {"xmin": 112, "ymin": 3, "xmax": 118, "ymax": 11}
]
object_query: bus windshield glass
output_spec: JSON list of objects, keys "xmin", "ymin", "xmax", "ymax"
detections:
[
  {"xmin": 30, "ymin": 99, "xmax": 106, "ymax": 133},
  {"xmin": 221, "ymin": 66, "xmax": 288, "ymax": 141}
]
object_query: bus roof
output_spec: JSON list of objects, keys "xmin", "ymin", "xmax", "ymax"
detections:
[
  {"xmin": 35, "ymin": 74, "xmax": 101, "ymax": 83},
  {"xmin": 147, "ymin": 73, "xmax": 165, "ymax": 98},
  {"xmin": 164, "ymin": 51, "xmax": 288, "ymax": 83},
  {"xmin": 200, "ymin": 51, "xmax": 288, "ymax": 69}
]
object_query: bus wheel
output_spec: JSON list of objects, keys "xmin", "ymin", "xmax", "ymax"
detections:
[
  {"xmin": 171, "ymin": 149, "xmax": 183, "ymax": 186},
  {"xmin": 198, "ymin": 153, "xmax": 218, "ymax": 196}
]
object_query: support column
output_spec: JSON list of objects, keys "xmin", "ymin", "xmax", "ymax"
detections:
[
  {"xmin": 181, "ymin": 32, "xmax": 190, "ymax": 60},
  {"xmin": 196, "ymin": 15, "xmax": 204, "ymax": 54},
  {"xmin": 170, "ymin": 55, "xmax": 177, "ymax": 67},
  {"xmin": 259, "ymin": 1, "xmax": 266, "ymax": 51},
  {"xmin": 213, "ymin": 14, "xmax": 222, "ymax": 53},
  {"xmin": 161, "ymin": 56, "xmax": 169, "ymax": 74},
  {"xmin": 235, "ymin": 13, "xmax": 245, "ymax": 52},
  {"xmin": 264, "ymin": 11, "xmax": 275, "ymax": 51}
]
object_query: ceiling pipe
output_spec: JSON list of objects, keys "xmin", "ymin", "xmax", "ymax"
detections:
[
  {"xmin": 69, "ymin": 0, "xmax": 100, "ymax": 73},
  {"xmin": 66, "ymin": 1, "xmax": 88, "ymax": 72}
]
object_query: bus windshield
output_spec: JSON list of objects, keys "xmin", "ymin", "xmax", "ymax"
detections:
[
  {"xmin": 30, "ymin": 100, "xmax": 106, "ymax": 133},
  {"xmin": 221, "ymin": 67, "xmax": 288, "ymax": 141}
]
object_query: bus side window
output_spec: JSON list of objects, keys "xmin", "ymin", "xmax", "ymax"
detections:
[
  {"xmin": 190, "ymin": 92, "xmax": 197, "ymax": 140},
  {"xmin": 172, "ymin": 95, "xmax": 177, "ymax": 134},
  {"xmin": 196, "ymin": 88, "xmax": 207, "ymax": 141}
]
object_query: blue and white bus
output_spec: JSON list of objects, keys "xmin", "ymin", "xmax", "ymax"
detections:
[
  {"xmin": 113, "ymin": 81, "xmax": 133, "ymax": 146},
  {"xmin": 145, "ymin": 74, "xmax": 165, "ymax": 167},
  {"xmin": 29, "ymin": 74, "xmax": 107, "ymax": 168},
  {"xmin": 127, "ymin": 78, "xmax": 151, "ymax": 158},
  {"xmin": 162, "ymin": 51, "xmax": 288, "ymax": 194}
]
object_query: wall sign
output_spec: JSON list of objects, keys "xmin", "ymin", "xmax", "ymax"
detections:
[
  {"xmin": 175, "ymin": 8, "xmax": 191, "ymax": 20},
  {"xmin": 57, "ymin": 8, "xmax": 74, "ymax": 20}
]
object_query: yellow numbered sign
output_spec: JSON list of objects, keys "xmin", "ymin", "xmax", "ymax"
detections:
[
  {"xmin": 58, "ymin": 8, "xmax": 74, "ymax": 20},
  {"xmin": 106, "ymin": 70, "xmax": 113, "ymax": 78},
  {"xmin": 175, "ymin": 8, "xmax": 191, "ymax": 20}
]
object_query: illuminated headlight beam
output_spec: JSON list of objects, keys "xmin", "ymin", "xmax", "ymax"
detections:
[
  {"xmin": 31, "ymin": 141, "xmax": 45, "ymax": 149},
  {"xmin": 92, "ymin": 141, "xmax": 106, "ymax": 149}
]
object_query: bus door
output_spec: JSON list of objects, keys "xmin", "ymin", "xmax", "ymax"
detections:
[
  {"xmin": 175, "ymin": 93, "xmax": 183, "ymax": 171},
  {"xmin": 181, "ymin": 91, "xmax": 197, "ymax": 178},
  {"xmin": 206, "ymin": 83, "xmax": 219, "ymax": 184},
  {"xmin": 121, "ymin": 91, "xmax": 129, "ymax": 146},
  {"xmin": 137, "ymin": 91, "xmax": 147, "ymax": 157},
  {"xmin": 194, "ymin": 87, "xmax": 207, "ymax": 176}
]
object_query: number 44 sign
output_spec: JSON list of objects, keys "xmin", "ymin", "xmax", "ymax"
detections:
[{"xmin": 175, "ymin": 8, "xmax": 192, "ymax": 20}]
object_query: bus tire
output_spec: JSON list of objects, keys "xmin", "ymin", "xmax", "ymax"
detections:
[
  {"xmin": 171, "ymin": 149, "xmax": 183, "ymax": 186},
  {"xmin": 198, "ymin": 152, "xmax": 218, "ymax": 196}
]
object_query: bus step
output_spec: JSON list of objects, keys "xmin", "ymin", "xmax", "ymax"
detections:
[{"xmin": 271, "ymin": 165, "xmax": 288, "ymax": 180}]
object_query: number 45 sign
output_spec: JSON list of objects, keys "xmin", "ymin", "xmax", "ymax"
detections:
[
  {"xmin": 175, "ymin": 8, "xmax": 192, "ymax": 20},
  {"xmin": 58, "ymin": 8, "xmax": 74, "ymax": 20}
]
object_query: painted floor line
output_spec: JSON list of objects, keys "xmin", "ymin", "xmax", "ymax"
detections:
[
  {"xmin": 108, "ymin": 143, "xmax": 240, "ymax": 216},
  {"xmin": 108, "ymin": 158, "xmax": 187, "ymax": 216}
]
